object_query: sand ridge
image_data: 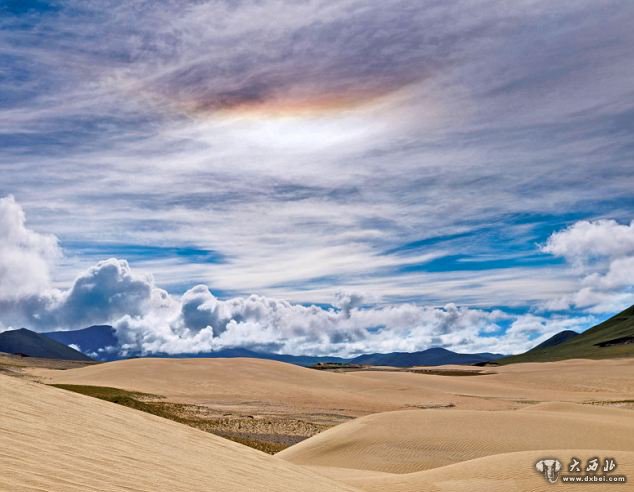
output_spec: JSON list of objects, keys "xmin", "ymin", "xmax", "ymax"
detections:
[
  {"xmin": 277, "ymin": 404, "xmax": 634, "ymax": 473},
  {"xmin": 31, "ymin": 357, "xmax": 634, "ymax": 417},
  {"xmin": 339, "ymin": 449, "xmax": 634, "ymax": 492},
  {"xmin": 0, "ymin": 374, "xmax": 359, "ymax": 492},
  {"xmin": 15, "ymin": 357, "xmax": 634, "ymax": 491}
]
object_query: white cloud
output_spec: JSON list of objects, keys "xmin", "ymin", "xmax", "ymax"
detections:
[
  {"xmin": 0, "ymin": 196, "xmax": 617, "ymax": 355},
  {"xmin": 586, "ymin": 257, "xmax": 634, "ymax": 290},
  {"xmin": 0, "ymin": 202, "xmax": 170, "ymax": 330},
  {"xmin": 0, "ymin": 198, "xmax": 537, "ymax": 355},
  {"xmin": 2, "ymin": 1, "xmax": 633, "ymax": 306},
  {"xmin": 542, "ymin": 219, "xmax": 634, "ymax": 266},
  {"xmin": 111, "ymin": 291, "xmax": 515, "ymax": 357},
  {"xmin": 541, "ymin": 219, "xmax": 634, "ymax": 313},
  {"xmin": 0, "ymin": 195, "xmax": 60, "ymax": 300},
  {"xmin": 51, "ymin": 258, "xmax": 160, "ymax": 327},
  {"xmin": 494, "ymin": 313, "xmax": 594, "ymax": 354}
]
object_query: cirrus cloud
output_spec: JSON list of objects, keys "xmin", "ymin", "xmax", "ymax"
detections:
[{"xmin": 2, "ymin": 1, "xmax": 632, "ymax": 355}]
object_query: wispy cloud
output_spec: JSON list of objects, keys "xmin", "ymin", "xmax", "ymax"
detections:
[{"xmin": 0, "ymin": 1, "xmax": 633, "ymax": 345}]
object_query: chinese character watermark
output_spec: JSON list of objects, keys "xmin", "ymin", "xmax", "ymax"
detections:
[
  {"xmin": 568, "ymin": 457, "xmax": 581, "ymax": 473},
  {"xmin": 535, "ymin": 456, "xmax": 627, "ymax": 484}
]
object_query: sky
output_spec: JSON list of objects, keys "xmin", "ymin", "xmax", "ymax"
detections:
[{"xmin": 0, "ymin": 0, "xmax": 633, "ymax": 357}]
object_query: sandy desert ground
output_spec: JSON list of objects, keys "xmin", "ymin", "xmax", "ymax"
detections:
[
  {"xmin": 0, "ymin": 375, "xmax": 358, "ymax": 492},
  {"xmin": 332, "ymin": 449, "xmax": 634, "ymax": 492},
  {"xmin": 278, "ymin": 403, "xmax": 634, "ymax": 473},
  {"xmin": 3, "ymin": 357, "xmax": 634, "ymax": 491},
  {"xmin": 32, "ymin": 357, "xmax": 634, "ymax": 415}
]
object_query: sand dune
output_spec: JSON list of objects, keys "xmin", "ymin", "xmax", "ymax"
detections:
[
  {"xmin": 277, "ymin": 404, "xmax": 634, "ymax": 473},
  {"xmin": 31, "ymin": 357, "xmax": 472, "ymax": 417},
  {"xmin": 342, "ymin": 450, "xmax": 634, "ymax": 492},
  {"xmin": 21, "ymin": 357, "xmax": 634, "ymax": 491},
  {"xmin": 32, "ymin": 357, "xmax": 634, "ymax": 418},
  {"xmin": 349, "ymin": 358, "xmax": 634, "ymax": 407},
  {"xmin": 0, "ymin": 374, "xmax": 359, "ymax": 492}
]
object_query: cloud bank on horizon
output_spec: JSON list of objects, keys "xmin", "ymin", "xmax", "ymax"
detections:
[
  {"xmin": 0, "ymin": 1, "xmax": 633, "ymax": 355},
  {"xmin": 1, "ymin": 195, "xmax": 631, "ymax": 357}
]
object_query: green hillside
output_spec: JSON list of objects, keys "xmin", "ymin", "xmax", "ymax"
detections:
[{"xmin": 498, "ymin": 304, "xmax": 634, "ymax": 364}]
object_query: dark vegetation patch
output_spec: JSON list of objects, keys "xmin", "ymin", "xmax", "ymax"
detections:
[
  {"xmin": 584, "ymin": 399, "xmax": 634, "ymax": 410},
  {"xmin": 407, "ymin": 369, "xmax": 494, "ymax": 376},
  {"xmin": 49, "ymin": 384, "xmax": 327, "ymax": 454},
  {"xmin": 405, "ymin": 403, "xmax": 456, "ymax": 409},
  {"xmin": 311, "ymin": 362, "xmax": 366, "ymax": 370},
  {"xmin": 311, "ymin": 364, "xmax": 494, "ymax": 376},
  {"xmin": 594, "ymin": 336, "xmax": 634, "ymax": 347}
]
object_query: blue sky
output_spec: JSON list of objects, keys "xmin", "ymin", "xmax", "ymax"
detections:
[{"xmin": 0, "ymin": 1, "xmax": 633, "ymax": 356}]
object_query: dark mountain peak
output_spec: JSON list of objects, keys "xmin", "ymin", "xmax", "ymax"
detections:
[
  {"xmin": 84, "ymin": 324, "xmax": 116, "ymax": 331},
  {"xmin": 43, "ymin": 325, "xmax": 118, "ymax": 360},
  {"xmin": 530, "ymin": 330, "xmax": 578, "ymax": 352},
  {"xmin": 349, "ymin": 347, "xmax": 503, "ymax": 367},
  {"xmin": 424, "ymin": 347, "xmax": 453, "ymax": 353},
  {"xmin": 0, "ymin": 328, "xmax": 92, "ymax": 361}
]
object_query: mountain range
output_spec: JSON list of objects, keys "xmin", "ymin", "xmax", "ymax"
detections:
[
  {"xmin": 42, "ymin": 325, "xmax": 118, "ymax": 358},
  {"xmin": 2, "ymin": 304, "xmax": 633, "ymax": 365},
  {"xmin": 347, "ymin": 348, "xmax": 503, "ymax": 366},
  {"xmin": 1, "ymin": 325, "xmax": 503, "ymax": 366}
]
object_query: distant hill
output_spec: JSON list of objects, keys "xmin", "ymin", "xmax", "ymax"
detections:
[
  {"xmin": 150, "ymin": 348, "xmax": 350, "ymax": 367},
  {"xmin": 498, "ymin": 304, "xmax": 634, "ymax": 364},
  {"xmin": 43, "ymin": 325, "xmax": 118, "ymax": 359},
  {"xmin": 529, "ymin": 330, "xmax": 578, "ymax": 352},
  {"xmin": 39, "ymin": 324, "xmax": 504, "ymax": 367},
  {"xmin": 39, "ymin": 326, "xmax": 351, "ymax": 365},
  {"xmin": 348, "ymin": 347, "xmax": 504, "ymax": 367},
  {"xmin": 0, "ymin": 328, "xmax": 93, "ymax": 361},
  {"xmin": 96, "ymin": 347, "xmax": 503, "ymax": 367}
]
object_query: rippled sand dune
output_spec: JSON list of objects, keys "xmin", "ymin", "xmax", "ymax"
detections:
[
  {"xmin": 7, "ymin": 357, "xmax": 634, "ymax": 492},
  {"xmin": 336, "ymin": 450, "xmax": 634, "ymax": 492},
  {"xmin": 0, "ymin": 375, "xmax": 358, "ymax": 492},
  {"xmin": 32, "ymin": 357, "xmax": 634, "ymax": 415},
  {"xmin": 278, "ymin": 404, "xmax": 634, "ymax": 473}
]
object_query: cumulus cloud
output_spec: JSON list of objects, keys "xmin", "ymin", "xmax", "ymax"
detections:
[
  {"xmin": 0, "ymin": 196, "xmax": 614, "ymax": 357},
  {"xmin": 51, "ymin": 258, "xmax": 160, "ymax": 327},
  {"xmin": 0, "ymin": 198, "xmax": 530, "ymax": 356},
  {"xmin": 0, "ymin": 200, "xmax": 168, "ymax": 331},
  {"xmin": 334, "ymin": 291, "xmax": 366, "ymax": 317},
  {"xmin": 586, "ymin": 257, "xmax": 634, "ymax": 290},
  {"xmin": 0, "ymin": 195, "xmax": 60, "ymax": 299},
  {"xmin": 1, "ymin": 258, "xmax": 168, "ymax": 331},
  {"xmin": 112, "ymin": 291, "xmax": 513, "ymax": 357},
  {"xmin": 541, "ymin": 219, "xmax": 634, "ymax": 313},
  {"xmin": 542, "ymin": 220, "xmax": 634, "ymax": 266}
]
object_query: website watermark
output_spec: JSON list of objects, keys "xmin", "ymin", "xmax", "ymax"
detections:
[{"xmin": 535, "ymin": 457, "xmax": 627, "ymax": 484}]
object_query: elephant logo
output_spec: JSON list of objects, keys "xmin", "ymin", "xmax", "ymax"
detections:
[{"xmin": 536, "ymin": 459, "xmax": 562, "ymax": 483}]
